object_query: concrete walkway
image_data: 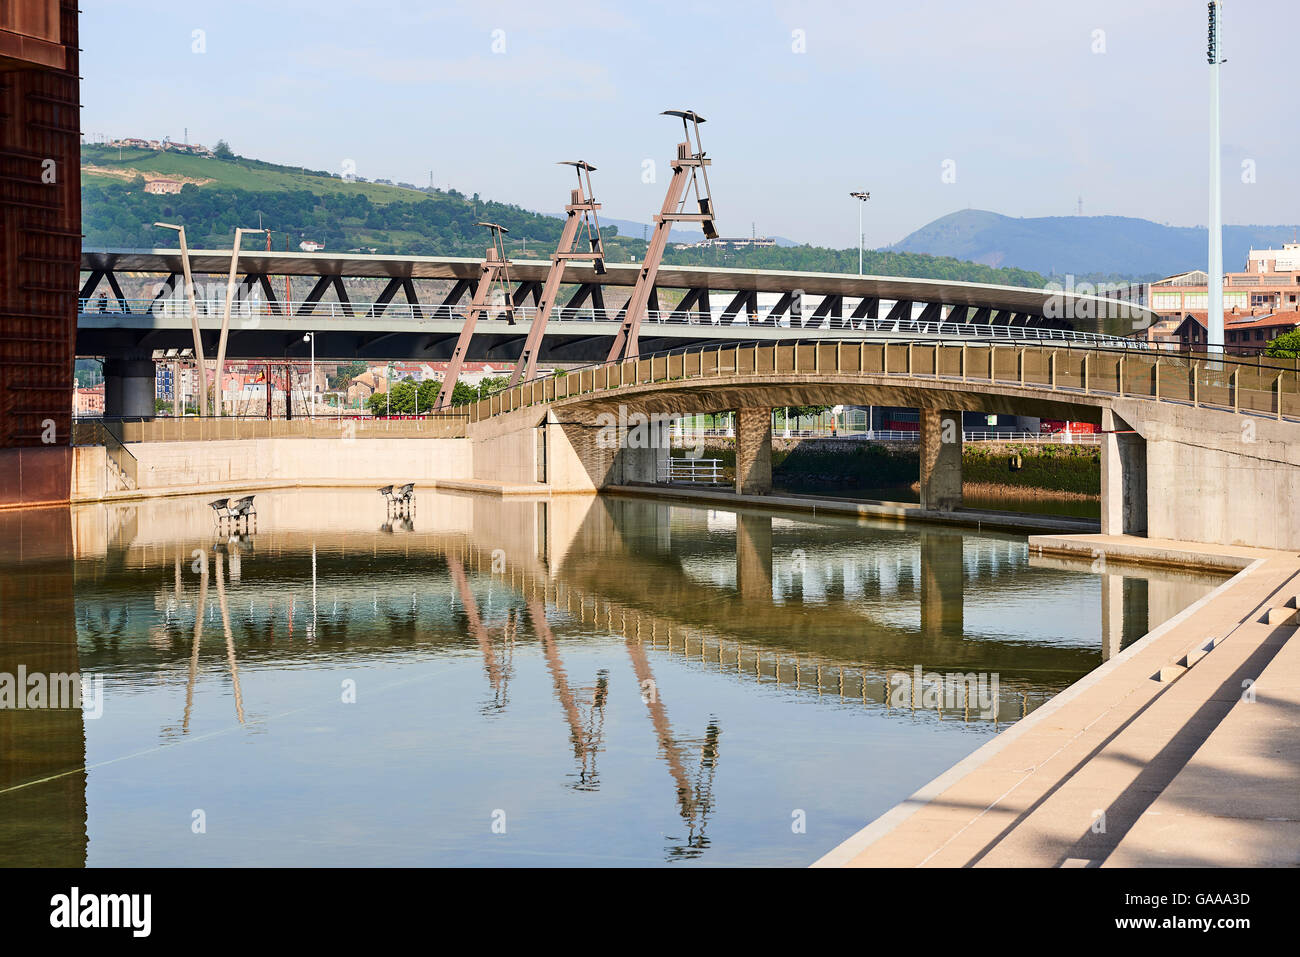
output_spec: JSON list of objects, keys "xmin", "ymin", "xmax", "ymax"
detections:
[
  {"xmin": 815, "ymin": 534, "xmax": 1300, "ymax": 868},
  {"xmin": 606, "ymin": 484, "xmax": 1098, "ymax": 535}
]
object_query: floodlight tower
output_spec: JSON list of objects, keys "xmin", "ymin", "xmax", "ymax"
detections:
[
  {"xmin": 606, "ymin": 110, "xmax": 718, "ymax": 363},
  {"xmin": 432, "ymin": 222, "xmax": 516, "ymax": 410},
  {"xmin": 509, "ymin": 161, "xmax": 606, "ymax": 386},
  {"xmin": 850, "ymin": 191, "xmax": 870, "ymax": 275},
  {"xmin": 1207, "ymin": 1, "xmax": 1226, "ymax": 355}
]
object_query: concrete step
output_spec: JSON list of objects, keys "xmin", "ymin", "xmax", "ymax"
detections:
[{"xmin": 1103, "ymin": 622, "xmax": 1300, "ymax": 866}]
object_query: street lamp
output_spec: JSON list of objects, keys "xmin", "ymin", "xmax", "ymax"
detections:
[
  {"xmin": 1206, "ymin": 2, "xmax": 1225, "ymax": 355},
  {"xmin": 302, "ymin": 333, "xmax": 314, "ymax": 418},
  {"xmin": 154, "ymin": 222, "xmax": 208, "ymax": 415},
  {"xmin": 849, "ymin": 192, "xmax": 871, "ymax": 276},
  {"xmin": 214, "ymin": 227, "xmax": 266, "ymax": 416}
]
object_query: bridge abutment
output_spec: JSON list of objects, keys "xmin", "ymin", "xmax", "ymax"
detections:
[
  {"xmin": 734, "ymin": 408, "xmax": 773, "ymax": 495},
  {"xmin": 1100, "ymin": 408, "xmax": 1147, "ymax": 536},
  {"xmin": 919, "ymin": 409, "xmax": 962, "ymax": 512},
  {"xmin": 543, "ymin": 408, "xmax": 669, "ymax": 491}
]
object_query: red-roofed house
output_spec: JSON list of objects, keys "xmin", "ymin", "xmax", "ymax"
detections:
[{"xmin": 1167, "ymin": 309, "xmax": 1300, "ymax": 353}]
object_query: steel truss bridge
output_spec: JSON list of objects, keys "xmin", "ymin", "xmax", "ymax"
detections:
[{"xmin": 78, "ymin": 249, "xmax": 1158, "ymax": 363}]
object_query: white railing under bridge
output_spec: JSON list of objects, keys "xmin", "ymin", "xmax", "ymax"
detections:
[{"xmin": 78, "ymin": 297, "xmax": 1154, "ymax": 349}]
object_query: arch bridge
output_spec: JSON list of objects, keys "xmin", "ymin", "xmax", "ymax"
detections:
[{"xmin": 462, "ymin": 338, "xmax": 1300, "ymax": 551}]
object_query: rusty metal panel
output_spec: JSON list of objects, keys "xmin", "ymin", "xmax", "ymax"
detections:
[{"xmin": 0, "ymin": 1, "xmax": 78, "ymax": 454}]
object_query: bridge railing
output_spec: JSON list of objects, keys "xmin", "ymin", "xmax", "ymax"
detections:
[
  {"xmin": 78, "ymin": 296, "xmax": 1151, "ymax": 347},
  {"xmin": 72, "ymin": 414, "xmax": 468, "ymax": 442},
  {"xmin": 466, "ymin": 338, "xmax": 1300, "ymax": 425}
]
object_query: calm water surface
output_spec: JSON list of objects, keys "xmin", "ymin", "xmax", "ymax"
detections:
[{"xmin": 0, "ymin": 489, "xmax": 1223, "ymax": 866}]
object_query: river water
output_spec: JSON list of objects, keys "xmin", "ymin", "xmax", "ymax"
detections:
[{"xmin": 0, "ymin": 489, "xmax": 1225, "ymax": 866}]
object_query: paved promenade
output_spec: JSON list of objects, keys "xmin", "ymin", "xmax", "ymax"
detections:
[{"xmin": 815, "ymin": 534, "xmax": 1300, "ymax": 868}]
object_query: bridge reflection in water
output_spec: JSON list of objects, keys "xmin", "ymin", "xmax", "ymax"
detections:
[{"xmin": 0, "ymin": 490, "xmax": 1224, "ymax": 866}]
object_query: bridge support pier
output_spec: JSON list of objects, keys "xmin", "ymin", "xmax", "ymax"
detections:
[
  {"xmin": 734, "ymin": 408, "xmax": 773, "ymax": 496},
  {"xmin": 1100, "ymin": 408, "xmax": 1147, "ymax": 536},
  {"xmin": 919, "ymin": 409, "xmax": 961, "ymax": 512},
  {"xmin": 102, "ymin": 355, "xmax": 156, "ymax": 419}
]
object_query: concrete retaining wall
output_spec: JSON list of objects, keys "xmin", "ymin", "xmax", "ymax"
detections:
[{"xmin": 70, "ymin": 437, "xmax": 473, "ymax": 501}]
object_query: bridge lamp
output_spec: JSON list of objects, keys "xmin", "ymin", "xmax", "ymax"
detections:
[{"xmin": 850, "ymin": 192, "xmax": 871, "ymax": 276}]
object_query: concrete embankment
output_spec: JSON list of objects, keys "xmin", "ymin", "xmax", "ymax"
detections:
[
  {"xmin": 815, "ymin": 534, "xmax": 1300, "ymax": 868},
  {"xmin": 675, "ymin": 438, "xmax": 1100, "ymax": 502}
]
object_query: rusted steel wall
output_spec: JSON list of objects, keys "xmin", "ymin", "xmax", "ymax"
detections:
[{"xmin": 0, "ymin": 0, "xmax": 79, "ymax": 505}]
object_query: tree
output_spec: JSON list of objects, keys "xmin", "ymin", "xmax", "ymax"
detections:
[
  {"xmin": 214, "ymin": 140, "xmax": 234, "ymax": 160},
  {"xmin": 1265, "ymin": 330, "xmax": 1300, "ymax": 358},
  {"xmin": 477, "ymin": 376, "xmax": 509, "ymax": 398},
  {"xmin": 785, "ymin": 404, "xmax": 830, "ymax": 419},
  {"xmin": 450, "ymin": 381, "xmax": 478, "ymax": 406},
  {"xmin": 417, "ymin": 379, "xmax": 439, "ymax": 411}
]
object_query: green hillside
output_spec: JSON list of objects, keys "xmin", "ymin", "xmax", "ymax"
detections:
[{"xmin": 79, "ymin": 143, "xmax": 1051, "ymax": 287}]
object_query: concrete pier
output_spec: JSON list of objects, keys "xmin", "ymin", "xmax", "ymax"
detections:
[
  {"xmin": 919, "ymin": 409, "xmax": 961, "ymax": 512},
  {"xmin": 102, "ymin": 355, "xmax": 157, "ymax": 419},
  {"xmin": 734, "ymin": 408, "xmax": 773, "ymax": 496}
]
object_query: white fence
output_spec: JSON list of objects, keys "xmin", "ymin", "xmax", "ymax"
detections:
[{"xmin": 658, "ymin": 458, "xmax": 725, "ymax": 484}]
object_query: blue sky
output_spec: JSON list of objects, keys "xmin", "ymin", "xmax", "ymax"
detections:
[{"xmin": 81, "ymin": 1, "xmax": 1300, "ymax": 247}]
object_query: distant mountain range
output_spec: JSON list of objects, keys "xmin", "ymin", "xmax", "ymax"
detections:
[{"xmin": 890, "ymin": 209, "xmax": 1300, "ymax": 280}]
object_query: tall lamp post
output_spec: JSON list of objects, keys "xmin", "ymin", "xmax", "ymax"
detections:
[
  {"xmin": 213, "ymin": 227, "xmax": 266, "ymax": 416},
  {"xmin": 850, "ymin": 191, "xmax": 871, "ymax": 275},
  {"xmin": 1206, "ymin": 1, "xmax": 1225, "ymax": 355},
  {"xmin": 302, "ymin": 333, "xmax": 315, "ymax": 418},
  {"xmin": 154, "ymin": 222, "xmax": 208, "ymax": 415}
]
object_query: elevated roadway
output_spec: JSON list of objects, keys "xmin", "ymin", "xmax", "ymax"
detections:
[{"xmin": 78, "ymin": 248, "xmax": 1158, "ymax": 364}]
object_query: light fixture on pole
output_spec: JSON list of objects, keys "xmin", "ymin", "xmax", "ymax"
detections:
[
  {"xmin": 302, "ymin": 333, "xmax": 314, "ymax": 419},
  {"xmin": 1206, "ymin": 1, "xmax": 1226, "ymax": 355},
  {"xmin": 154, "ymin": 222, "xmax": 208, "ymax": 415},
  {"xmin": 850, "ymin": 191, "xmax": 871, "ymax": 276}
]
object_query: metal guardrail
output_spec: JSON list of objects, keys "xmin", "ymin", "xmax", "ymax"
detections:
[
  {"xmin": 78, "ymin": 297, "xmax": 1150, "ymax": 348},
  {"xmin": 97, "ymin": 420, "xmax": 138, "ymax": 489},
  {"xmin": 658, "ymin": 458, "xmax": 724, "ymax": 484},
  {"xmin": 465, "ymin": 338, "xmax": 1300, "ymax": 426},
  {"xmin": 72, "ymin": 414, "xmax": 468, "ymax": 443}
]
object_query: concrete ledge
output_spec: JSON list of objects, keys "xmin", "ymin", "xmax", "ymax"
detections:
[
  {"xmin": 433, "ymin": 478, "xmax": 562, "ymax": 497},
  {"xmin": 812, "ymin": 550, "xmax": 1273, "ymax": 868},
  {"xmin": 605, "ymin": 484, "xmax": 1097, "ymax": 535},
  {"xmin": 1029, "ymin": 533, "xmax": 1273, "ymax": 573}
]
